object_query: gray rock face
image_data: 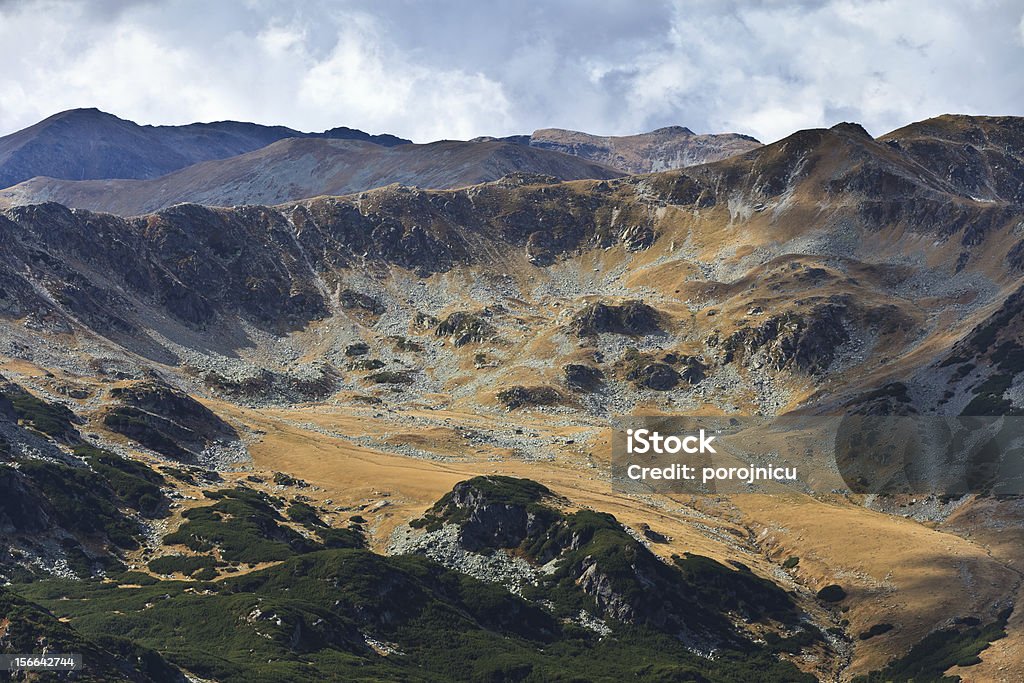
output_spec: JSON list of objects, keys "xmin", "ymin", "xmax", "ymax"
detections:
[
  {"xmin": 388, "ymin": 523, "xmax": 540, "ymax": 592},
  {"xmin": 628, "ymin": 362, "xmax": 680, "ymax": 390},
  {"xmin": 563, "ymin": 364, "xmax": 604, "ymax": 392},
  {"xmin": 103, "ymin": 380, "xmax": 246, "ymax": 466},
  {"xmin": 570, "ymin": 301, "xmax": 662, "ymax": 337},
  {"xmin": 723, "ymin": 303, "xmax": 849, "ymax": 374},
  {"xmin": 446, "ymin": 480, "xmax": 547, "ymax": 551}
]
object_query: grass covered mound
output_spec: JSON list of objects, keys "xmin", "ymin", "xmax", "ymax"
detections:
[
  {"xmin": 8, "ymin": 458, "xmax": 144, "ymax": 552},
  {"xmin": 162, "ymin": 488, "xmax": 362, "ymax": 564},
  {"xmin": 0, "ymin": 586, "xmax": 180, "ymax": 682},
  {"xmin": 74, "ymin": 444, "xmax": 168, "ymax": 518},
  {"xmin": 0, "ymin": 448, "xmax": 175, "ymax": 579},
  {"xmin": 0, "ymin": 381, "xmax": 176, "ymax": 580},
  {"xmin": 3, "ymin": 383, "xmax": 81, "ymax": 441},
  {"xmin": 412, "ymin": 476, "xmax": 811, "ymax": 654}
]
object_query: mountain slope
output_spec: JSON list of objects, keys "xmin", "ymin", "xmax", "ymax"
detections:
[
  {"xmin": 0, "ymin": 138, "xmax": 624, "ymax": 215},
  {"xmin": 0, "ymin": 114, "xmax": 1023, "ymax": 679},
  {"xmin": 0, "ymin": 108, "xmax": 410, "ymax": 188},
  {"xmin": 529, "ymin": 125, "xmax": 762, "ymax": 173}
]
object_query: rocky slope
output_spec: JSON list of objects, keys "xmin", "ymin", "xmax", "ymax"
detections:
[
  {"xmin": 0, "ymin": 138, "xmax": 624, "ymax": 215},
  {"xmin": 0, "ymin": 108, "xmax": 410, "ymax": 190}
]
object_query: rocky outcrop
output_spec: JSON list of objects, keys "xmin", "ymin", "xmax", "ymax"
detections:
[
  {"xmin": 338, "ymin": 289, "xmax": 384, "ymax": 315},
  {"xmin": 722, "ymin": 303, "xmax": 849, "ymax": 374},
  {"xmin": 203, "ymin": 366, "xmax": 340, "ymax": 405},
  {"xmin": 496, "ymin": 386, "xmax": 562, "ymax": 410},
  {"xmin": 620, "ymin": 351, "xmax": 705, "ymax": 390},
  {"xmin": 563, "ymin": 364, "xmax": 604, "ymax": 392},
  {"xmin": 570, "ymin": 301, "xmax": 662, "ymax": 337},
  {"xmin": 423, "ymin": 477, "xmax": 554, "ymax": 552},
  {"xmin": 103, "ymin": 380, "xmax": 244, "ymax": 465},
  {"xmin": 627, "ymin": 362, "xmax": 681, "ymax": 390},
  {"xmin": 435, "ymin": 311, "xmax": 494, "ymax": 347},
  {"xmin": 400, "ymin": 477, "xmax": 807, "ymax": 651}
]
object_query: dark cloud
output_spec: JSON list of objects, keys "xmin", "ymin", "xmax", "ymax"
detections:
[{"xmin": 0, "ymin": 0, "xmax": 1021, "ymax": 142}]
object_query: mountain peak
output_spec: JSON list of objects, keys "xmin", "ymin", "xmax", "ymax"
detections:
[
  {"xmin": 829, "ymin": 121, "xmax": 873, "ymax": 138},
  {"xmin": 650, "ymin": 125, "xmax": 695, "ymax": 136}
]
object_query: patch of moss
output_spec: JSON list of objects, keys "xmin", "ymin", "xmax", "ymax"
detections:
[{"xmin": 147, "ymin": 554, "xmax": 218, "ymax": 577}]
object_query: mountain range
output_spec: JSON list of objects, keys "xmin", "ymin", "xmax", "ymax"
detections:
[
  {"xmin": 0, "ymin": 110, "xmax": 1023, "ymax": 681},
  {"xmin": 0, "ymin": 107, "xmax": 411, "ymax": 189},
  {"xmin": 0, "ymin": 109, "xmax": 759, "ymax": 214}
]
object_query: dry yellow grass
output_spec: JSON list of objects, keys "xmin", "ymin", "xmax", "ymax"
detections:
[{"xmin": 194, "ymin": 395, "xmax": 1022, "ymax": 680}]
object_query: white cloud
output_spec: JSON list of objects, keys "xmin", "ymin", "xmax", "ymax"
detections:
[{"xmin": 0, "ymin": 0, "xmax": 1021, "ymax": 143}]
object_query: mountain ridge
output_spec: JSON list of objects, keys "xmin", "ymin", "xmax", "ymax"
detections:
[
  {"xmin": 473, "ymin": 124, "xmax": 762, "ymax": 174},
  {"xmin": 0, "ymin": 137, "xmax": 625, "ymax": 215},
  {"xmin": 0, "ymin": 107, "xmax": 411, "ymax": 189}
]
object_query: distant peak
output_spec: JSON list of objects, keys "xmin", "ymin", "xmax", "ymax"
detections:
[
  {"xmin": 49, "ymin": 107, "xmax": 117, "ymax": 120},
  {"xmin": 829, "ymin": 121, "xmax": 872, "ymax": 139},
  {"xmin": 650, "ymin": 125, "xmax": 695, "ymax": 136}
]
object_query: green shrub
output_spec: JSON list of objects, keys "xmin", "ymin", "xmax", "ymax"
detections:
[
  {"xmin": 163, "ymin": 489, "xmax": 318, "ymax": 563},
  {"xmin": 75, "ymin": 445, "xmax": 167, "ymax": 518},
  {"xmin": 287, "ymin": 501, "xmax": 326, "ymax": 529},
  {"xmin": 8, "ymin": 391, "xmax": 79, "ymax": 440},
  {"xmin": 854, "ymin": 609, "xmax": 1010, "ymax": 682},
  {"xmin": 147, "ymin": 555, "xmax": 217, "ymax": 576},
  {"xmin": 366, "ymin": 371, "xmax": 414, "ymax": 385}
]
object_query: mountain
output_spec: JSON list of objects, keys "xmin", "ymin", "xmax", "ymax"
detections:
[
  {"xmin": 0, "ymin": 137, "xmax": 624, "ymax": 215},
  {"xmin": 1, "ymin": 114, "xmax": 1024, "ymax": 681},
  {"xmin": 476, "ymin": 125, "xmax": 762, "ymax": 173},
  {"xmin": 0, "ymin": 108, "xmax": 410, "ymax": 188}
]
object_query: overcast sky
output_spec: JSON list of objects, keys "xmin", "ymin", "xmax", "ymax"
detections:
[{"xmin": 0, "ymin": 0, "xmax": 1022, "ymax": 143}]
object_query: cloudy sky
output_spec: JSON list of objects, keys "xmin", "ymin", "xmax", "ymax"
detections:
[{"xmin": 0, "ymin": 0, "xmax": 1022, "ymax": 143}]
